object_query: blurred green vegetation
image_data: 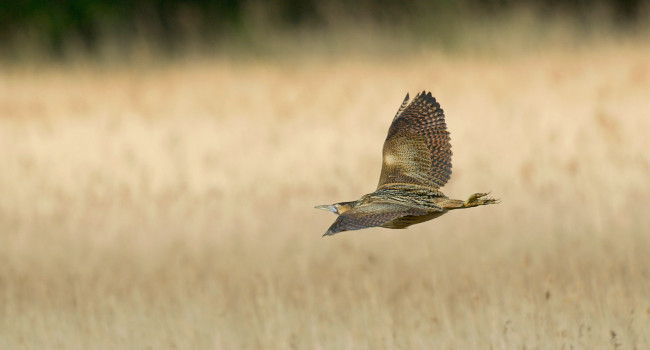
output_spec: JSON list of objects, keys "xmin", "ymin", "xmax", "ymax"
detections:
[{"xmin": 0, "ymin": 0, "xmax": 647, "ymax": 60}]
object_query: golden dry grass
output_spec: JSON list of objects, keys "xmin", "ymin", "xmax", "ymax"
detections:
[{"xmin": 1, "ymin": 43, "xmax": 650, "ymax": 349}]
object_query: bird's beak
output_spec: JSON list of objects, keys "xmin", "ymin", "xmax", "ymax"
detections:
[{"xmin": 314, "ymin": 204, "xmax": 338, "ymax": 214}]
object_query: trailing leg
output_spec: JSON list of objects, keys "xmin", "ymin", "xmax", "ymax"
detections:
[
  {"xmin": 464, "ymin": 192, "xmax": 499, "ymax": 207},
  {"xmin": 440, "ymin": 193, "xmax": 499, "ymax": 210}
]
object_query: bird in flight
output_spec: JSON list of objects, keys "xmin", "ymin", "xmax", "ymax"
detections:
[{"xmin": 316, "ymin": 91, "xmax": 498, "ymax": 236}]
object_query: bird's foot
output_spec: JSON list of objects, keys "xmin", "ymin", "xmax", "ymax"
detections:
[{"xmin": 465, "ymin": 192, "xmax": 500, "ymax": 207}]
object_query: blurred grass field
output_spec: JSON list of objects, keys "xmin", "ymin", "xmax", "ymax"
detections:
[{"xmin": 1, "ymin": 38, "xmax": 650, "ymax": 348}]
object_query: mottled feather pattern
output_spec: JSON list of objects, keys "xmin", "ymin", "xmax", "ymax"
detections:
[
  {"xmin": 326, "ymin": 203, "xmax": 427, "ymax": 235},
  {"xmin": 370, "ymin": 185, "xmax": 445, "ymax": 210},
  {"xmin": 393, "ymin": 93, "xmax": 411, "ymax": 120},
  {"xmin": 379, "ymin": 91, "xmax": 452, "ymax": 189}
]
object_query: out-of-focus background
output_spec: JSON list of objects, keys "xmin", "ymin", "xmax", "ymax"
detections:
[{"xmin": 1, "ymin": 0, "xmax": 649, "ymax": 348}]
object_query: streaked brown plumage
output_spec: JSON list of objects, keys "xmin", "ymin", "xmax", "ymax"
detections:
[{"xmin": 316, "ymin": 91, "xmax": 498, "ymax": 236}]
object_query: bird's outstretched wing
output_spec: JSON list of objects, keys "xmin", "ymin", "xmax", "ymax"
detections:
[
  {"xmin": 323, "ymin": 202, "xmax": 426, "ymax": 236},
  {"xmin": 377, "ymin": 91, "xmax": 452, "ymax": 189}
]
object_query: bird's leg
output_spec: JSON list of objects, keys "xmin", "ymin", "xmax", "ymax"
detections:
[{"xmin": 464, "ymin": 192, "xmax": 499, "ymax": 207}]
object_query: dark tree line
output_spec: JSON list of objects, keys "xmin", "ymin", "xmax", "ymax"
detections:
[{"xmin": 0, "ymin": 0, "xmax": 645, "ymax": 55}]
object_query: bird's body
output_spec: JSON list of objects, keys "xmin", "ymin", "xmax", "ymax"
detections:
[{"xmin": 316, "ymin": 91, "xmax": 498, "ymax": 236}]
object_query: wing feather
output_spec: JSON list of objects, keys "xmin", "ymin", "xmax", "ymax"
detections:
[
  {"xmin": 393, "ymin": 93, "xmax": 410, "ymax": 121},
  {"xmin": 324, "ymin": 202, "xmax": 426, "ymax": 236},
  {"xmin": 377, "ymin": 91, "xmax": 452, "ymax": 189}
]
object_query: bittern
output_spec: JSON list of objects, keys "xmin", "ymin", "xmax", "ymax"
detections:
[{"xmin": 316, "ymin": 91, "xmax": 498, "ymax": 236}]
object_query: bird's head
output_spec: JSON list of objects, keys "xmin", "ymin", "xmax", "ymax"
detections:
[{"xmin": 314, "ymin": 201, "xmax": 355, "ymax": 215}]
